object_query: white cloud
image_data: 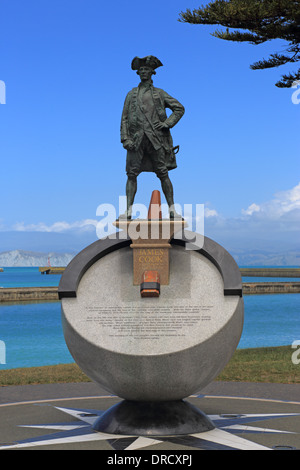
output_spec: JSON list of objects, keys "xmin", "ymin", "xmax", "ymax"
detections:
[
  {"xmin": 241, "ymin": 182, "xmax": 300, "ymax": 222},
  {"xmin": 203, "ymin": 182, "xmax": 300, "ymax": 252},
  {"xmin": 12, "ymin": 219, "xmax": 98, "ymax": 233},
  {"xmin": 204, "ymin": 208, "xmax": 218, "ymax": 218},
  {"xmin": 1, "ymin": 183, "xmax": 299, "ymax": 254},
  {"xmin": 241, "ymin": 203, "xmax": 260, "ymax": 216},
  {"xmin": 273, "ymin": 183, "xmax": 300, "ymax": 213}
]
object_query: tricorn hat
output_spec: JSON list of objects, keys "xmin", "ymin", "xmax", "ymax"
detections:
[{"xmin": 131, "ymin": 55, "xmax": 163, "ymax": 71}]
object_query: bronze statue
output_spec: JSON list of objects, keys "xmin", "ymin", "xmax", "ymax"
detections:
[{"xmin": 120, "ymin": 56, "xmax": 185, "ymax": 219}]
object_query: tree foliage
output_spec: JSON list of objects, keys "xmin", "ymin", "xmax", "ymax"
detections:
[{"xmin": 179, "ymin": 0, "xmax": 300, "ymax": 87}]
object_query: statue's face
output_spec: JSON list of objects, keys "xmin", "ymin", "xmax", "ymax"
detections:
[{"xmin": 138, "ymin": 66, "xmax": 153, "ymax": 81}]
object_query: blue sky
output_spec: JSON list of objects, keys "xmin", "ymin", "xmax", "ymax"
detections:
[{"xmin": 0, "ymin": 0, "xmax": 299, "ymax": 256}]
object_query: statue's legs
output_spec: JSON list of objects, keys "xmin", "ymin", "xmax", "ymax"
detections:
[
  {"xmin": 124, "ymin": 175, "xmax": 137, "ymax": 219},
  {"xmin": 122, "ymin": 173, "xmax": 180, "ymax": 219},
  {"xmin": 121, "ymin": 138, "xmax": 182, "ymax": 219},
  {"xmin": 122, "ymin": 145, "xmax": 142, "ymax": 219},
  {"xmin": 149, "ymin": 145, "xmax": 181, "ymax": 218},
  {"xmin": 160, "ymin": 175, "xmax": 181, "ymax": 219}
]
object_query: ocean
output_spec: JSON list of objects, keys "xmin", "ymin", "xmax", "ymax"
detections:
[{"xmin": 0, "ymin": 267, "xmax": 299, "ymax": 370}]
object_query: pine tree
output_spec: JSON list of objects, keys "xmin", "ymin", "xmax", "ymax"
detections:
[{"xmin": 179, "ymin": 0, "xmax": 300, "ymax": 87}]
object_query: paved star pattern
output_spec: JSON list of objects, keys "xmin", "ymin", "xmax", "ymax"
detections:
[{"xmin": 0, "ymin": 405, "xmax": 299, "ymax": 450}]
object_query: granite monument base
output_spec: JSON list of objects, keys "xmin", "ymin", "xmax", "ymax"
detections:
[
  {"xmin": 59, "ymin": 231, "xmax": 244, "ymax": 436},
  {"xmin": 92, "ymin": 399, "xmax": 215, "ymax": 436}
]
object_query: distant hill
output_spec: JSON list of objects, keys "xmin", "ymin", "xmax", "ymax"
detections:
[
  {"xmin": 229, "ymin": 249, "xmax": 300, "ymax": 267},
  {"xmin": 0, "ymin": 248, "xmax": 298, "ymax": 268},
  {"xmin": 0, "ymin": 250, "xmax": 75, "ymax": 267},
  {"xmin": 0, "ymin": 230, "xmax": 98, "ymax": 253},
  {"xmin": 0, "ymin": 228, "xmax": 298, "ymax": 267}
]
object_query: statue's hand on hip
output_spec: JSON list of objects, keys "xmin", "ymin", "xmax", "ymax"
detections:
[
  {"xmin": 123, "ymin": 139, "xmax": 135, "ymax": 151},
  {"xmin": 154, "ymin": 121, "xmax": 169, "ymax": 131}
]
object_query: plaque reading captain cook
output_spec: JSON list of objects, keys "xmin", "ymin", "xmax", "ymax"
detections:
[{"xmin": 120, "ymin": 56, "xmax": 185, "ymax": 219}]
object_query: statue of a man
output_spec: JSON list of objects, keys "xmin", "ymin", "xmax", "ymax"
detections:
[{"xmin": 120, "ymin": 56, "xmax": 185, "ymax": 219}]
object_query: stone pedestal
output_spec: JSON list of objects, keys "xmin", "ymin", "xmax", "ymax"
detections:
[
  {"xmin": 92, "ymin": 399, "xmax": 215, "ymax": 435},
  {"xmin": 113, "ymin": 219, "xmax": 187, "ymax": 285},
  {"xmin": 59, "ymin": 230, "xmax": 244, "ymax": 436}
]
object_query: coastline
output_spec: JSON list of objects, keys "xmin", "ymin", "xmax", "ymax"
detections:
[
  {"xmin": 0, "ymin": 282, "xmax": 300, "ymax": 302},
  {"xmin": 0, "ymin": 346, "xmax": 298, "ymax": 386},
  {"xmin": 0, "ymin": 286, "xmax": 59, "ymax": 302}
]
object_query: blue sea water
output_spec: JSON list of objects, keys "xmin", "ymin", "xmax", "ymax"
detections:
[
  {"xmin": 0, "ymin": 301, "xmax": 72, "ymax": 369},
  {"xmin": 0, "ymin": 268, "xmax": 299, "ymax": 369},
  {"xmin": 0, "ymin": 267, "xmax": 61, "ymax": 288}
]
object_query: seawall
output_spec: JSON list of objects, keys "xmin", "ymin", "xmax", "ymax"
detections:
[
  {"xmin": 0, "ymin": 283, "xmax": 300, "ymax": 302},
  {"xmin": 39, "ymin": 267, "xmax": 65, "ymax": 275},
  {"xmin": 37, "ymin": 267, "xmax": 300, "ymax": 277},
  {"xmin": 0, "ymin": 287, "xmax": 59, "ymax": 302},
  {"xmin": 242, "ymin": 282, "xmax": 300, "ymax": 294},
  {"xmin": 240, "ymin": 268, "xmax": 300, "ymax": 277}
]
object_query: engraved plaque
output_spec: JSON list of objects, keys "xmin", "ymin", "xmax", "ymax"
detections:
[{"xmin": 132, "ymin": 246, "xmax": 169, "ymax": 284}]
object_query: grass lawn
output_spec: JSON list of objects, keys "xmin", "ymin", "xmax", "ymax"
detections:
[
  {"xmin": 0, "ymin": 346, "xmax": 299, "ymax": 387},
  {"xmin": 217, "ymin": 345, "xmax": 299, "ymax": 383}
]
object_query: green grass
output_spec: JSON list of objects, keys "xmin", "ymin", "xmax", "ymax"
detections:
[
  {"xmin": 0, "ymin": 346, "xmax": 299, "ymax": 387},
  {"xmin": 216, "ymin": 346, "xmax": 300, "ymax": 383},
  {"xmin": 0, "ymin": 363, "xmax": 89, "ymax": 387}
]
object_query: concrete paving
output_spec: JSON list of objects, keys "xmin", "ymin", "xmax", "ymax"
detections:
[{"xmin": 0, "ymin": 381, "xmax": 299, "ymax": 451}]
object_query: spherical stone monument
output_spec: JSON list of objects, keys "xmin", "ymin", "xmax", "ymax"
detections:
[{"xmin": 59, "ymin": 230, "xmax": 243, "ymax": 436}]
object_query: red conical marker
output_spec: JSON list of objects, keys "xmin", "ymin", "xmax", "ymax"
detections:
[{"xmin": 147, "ymin": 190, "xmax": 162, "ymax": 220}]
